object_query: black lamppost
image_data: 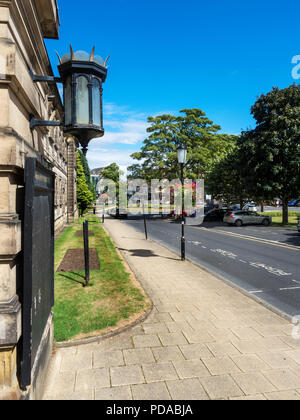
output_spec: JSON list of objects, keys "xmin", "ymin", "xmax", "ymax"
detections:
[
  {"xmin": 177, "ymin": 144, "xmax": 187, "ymax": 261},
  {"xmin": 30, "ymin": 46, "xmax": 108, "ymax": 155}
]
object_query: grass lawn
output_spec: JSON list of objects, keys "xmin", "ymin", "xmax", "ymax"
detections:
[
  {"xmin": 54, "ymin": 215, "xmax": 151, "ymax": 342},
  {"xmin": 262, "ymin": 211, "xmax": 299, "ymax": 227}
]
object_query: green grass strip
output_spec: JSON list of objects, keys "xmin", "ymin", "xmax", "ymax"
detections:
[{"xmin": 53, "ymin": 215, "xmax": 149, "ymax": 342}]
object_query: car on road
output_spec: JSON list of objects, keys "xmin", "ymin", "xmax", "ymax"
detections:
[
  {"xmin": 109, "ymin": 207, "xmax": 128, "ymax": 218},
  {"xmin": 203, "ymin": 209, "xmax": 228, "ymax": 222},
  {"xmin": 242, "ymin": 203, "xmax": 258, "ymax": 212},
  {"xmin": 230, "ymin": 204, "xmax": 241, "ymax": 211},
  {"xmin": 289, "ymin": 199, "xmax": 300, "ymax": 207},
  {"xmin": 224, "ymin": 210, "xmax": 272, "ymax": 227}
]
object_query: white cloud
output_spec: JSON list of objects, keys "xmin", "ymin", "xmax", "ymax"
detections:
[
  {"xmin": 85, "ymin": 102, "xmax": 176, "ymax": 172},
  {"xmin": 100, "ymin": 121, "xmax": 148, "ymax": 145},
  {"xmin": 99, "ymin": 103, "xmax": 150, "ymax": 145},
  {"xmin": 86, "ymin": 147, "xmax": 136, "ymax": 172}
]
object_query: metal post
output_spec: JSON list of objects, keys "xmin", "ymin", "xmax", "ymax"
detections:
[
  {"xmin": 83, "ymin": 220, "xmax": 90, "ymax": 286},
  {"xmin": 181, "ymin": 164, "xmax": 185, "ymax": 261},
  {"xmin": 102, "ymin": 204, "xmax": 105, "ymax": 224},
  {"xmin": 143, "ymin": 202, "xmax": 148, "ymax": 240}
]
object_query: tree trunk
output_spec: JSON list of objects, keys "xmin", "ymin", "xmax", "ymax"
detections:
[
  {"xmin": 282, "ymin": 198, "xmax": 289, "ymax": 225},
  {"xmin": 239, "ymin": 197, "xmax": 244, "ymax": 209}
]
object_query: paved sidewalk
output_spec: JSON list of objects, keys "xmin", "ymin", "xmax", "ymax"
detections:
[{"xmin": 43, "ymin": 217, "xmax": 300, "ymax": 400}]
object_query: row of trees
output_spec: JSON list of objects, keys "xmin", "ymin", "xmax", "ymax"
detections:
[{"xmin": 127, "ymin": 85, "xmax": 300, "ymax": 224}]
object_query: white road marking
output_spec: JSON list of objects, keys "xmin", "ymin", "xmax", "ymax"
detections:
[
  {"xmin": 249, "ymin": 262, "xmax": 292, "ymax": 277},
  {"xmin": 279, "ymin": 287, "xmax": 300, "ymax": 291},
  {"xmin": 210, "ymin": 249, "xmax": 237, "ymax": 259}
]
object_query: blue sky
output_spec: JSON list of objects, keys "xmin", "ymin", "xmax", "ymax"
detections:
[{"xmin": 45, "ymin": 0, "xmax": 300, "ymax": 172}]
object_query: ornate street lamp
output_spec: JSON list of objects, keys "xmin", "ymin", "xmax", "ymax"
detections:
[
  {"xmin": 30, "ymin": 46, "xmax": 109, "ymax": 155},
  {"xmin": 177, "ymin": 143, "xmax": 187, "ymax": 261}
]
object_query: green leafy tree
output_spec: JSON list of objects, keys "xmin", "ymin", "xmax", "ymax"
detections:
[
  {"xmin": 76, "ymin": 151, "xmax": 94, "ymax": 216},
  {"xmin": 78, "ymin": 150, "xmax": 97, "ymax": 200},
  {"xmin": 206, "ymin": 148, "xmax": 247, "ymax": 208},
  {"xmin": 238, "ymin": 85, "xmax": 300, "ymax": 224},
  {"xmin": 100, "ymin": 162, "xmax": 123, "ymax": 184},
  {"xmin": 98, "ymin": 163, "xmax": 126, "ymax": 213},
  {"xmin": 129, "ymin": 109, "xmax": 237, "ymax": 182}
]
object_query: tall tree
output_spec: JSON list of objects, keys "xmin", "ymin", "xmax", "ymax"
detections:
[
  {"xmin": 129, "ymin": 109, "xmax": 237, "ymax": 182},
  {"xmin": 76, "ymin": 151, "xmax": 94, "ymax": 216},
  {"xmin": 78, "ymin": 150, "xmax": 97, "ymax": 200},
  {"xmin": 206, "ymin": 148, "xmax": 247, "ymax": 207},
  {"xmin": 100, "ymin": 162, "xmax": 123, "ymax": 184},
  {"xmin": 238, "ymin": 85, "xmax": 300, "ymax": 224}
]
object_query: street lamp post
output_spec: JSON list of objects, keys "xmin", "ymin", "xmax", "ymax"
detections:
[{"xmin": 177, "ymin": 144, "xmax": 187, "ymax": 261}]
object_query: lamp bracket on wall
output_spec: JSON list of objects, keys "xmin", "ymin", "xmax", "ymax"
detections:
[
  {"xmin": 29, "ymin": 69, "xmax": 62, "ymax": 84},
  {"xmin": 30, "ymin": 116, "xmax": 63, "ymax": 130}
]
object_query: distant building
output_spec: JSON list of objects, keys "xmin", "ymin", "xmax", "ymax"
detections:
[{"xmin": 90, "ymin": 167, "xmax": 105, "ymax": 189}]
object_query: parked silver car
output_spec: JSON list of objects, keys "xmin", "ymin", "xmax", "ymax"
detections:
[{"xmin": 224, "ymin": 211, "xmax": 272, "ymax": 227}]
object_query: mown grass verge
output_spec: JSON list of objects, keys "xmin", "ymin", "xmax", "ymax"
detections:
[
  {"xmin": 262, "ymin": 211, "xmax": 299, "ymax": 227},
  {"xmin": 54, "ymin": 215, "xmax": 151, "ymax": 342}
]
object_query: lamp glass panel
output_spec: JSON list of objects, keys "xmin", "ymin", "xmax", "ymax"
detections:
[
  {"xmin": 92, "ymin": 78, "xmax": 101, "ymax": 127},
  {"xmin": 64, "ymin": 76, "xmax": 72, "ymax": 125},
  {"xmin": 76, "ymin": 76, "xmax": 89, "ymax": 125},
  {"xmin": 177, "ymin": 148, "xmax": 187, "ymax": 164}
]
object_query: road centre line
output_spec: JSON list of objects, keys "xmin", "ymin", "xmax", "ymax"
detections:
[{"xmin": 196, "ymin": 227, "xmax": 300, "ymax": 251}]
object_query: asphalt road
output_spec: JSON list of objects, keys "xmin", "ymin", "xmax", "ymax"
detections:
[
  {"xmin": 119, "ymin": 216, "xmax": 300, "ymax": 319},
  {"xmin": 264, "ymin": 206, "xmax": 300, "ymax": 213}
]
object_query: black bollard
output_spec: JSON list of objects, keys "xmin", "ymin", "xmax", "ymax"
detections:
[
  {"xmin": 83, "ymin": 220, "xmax": 90, "ymax": 286},
  {"xmin": 143, "ymin": 203, "xmax": 148, "ymax": 240}
]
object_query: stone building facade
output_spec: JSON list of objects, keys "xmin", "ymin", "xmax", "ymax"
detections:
[{"xmin": 0, "ymin": 0, "xmax": 77, "ymax": 399}]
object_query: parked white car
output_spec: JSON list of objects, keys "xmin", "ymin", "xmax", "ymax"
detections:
[{"xmin": 242, "ymin": 203, "xmax": 258, "ymax": 212}]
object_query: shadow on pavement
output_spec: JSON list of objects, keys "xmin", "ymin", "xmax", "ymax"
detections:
[{"xmin": 117, "ymin": 247, "xmax": 179, "ymax": 261}]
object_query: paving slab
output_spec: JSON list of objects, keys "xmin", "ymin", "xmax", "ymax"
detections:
[
  {"xmin": 93, "ymin": 349, "xmax": 125, "ymax": 368},
  {"xmin": 200, "ymin": 375, "xmax": 244, "ymax": 399},
  {"xmin": 110, "ymin": 365, "xmax": 145, "ymax": 387},
  {"xmin": 142, "ymin": 362, "xmax": 178, "ymax": 383},
  {"xmin": 95, "ymin": 386, "xmax": 132, "ymax": 400},
  {"xmin": 166, "ymin": 378, "xmax": 209, "ymax": 400},
  {"xmin": 131, "ymin": 382, "xmax": 171, "ymax": 400}
]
